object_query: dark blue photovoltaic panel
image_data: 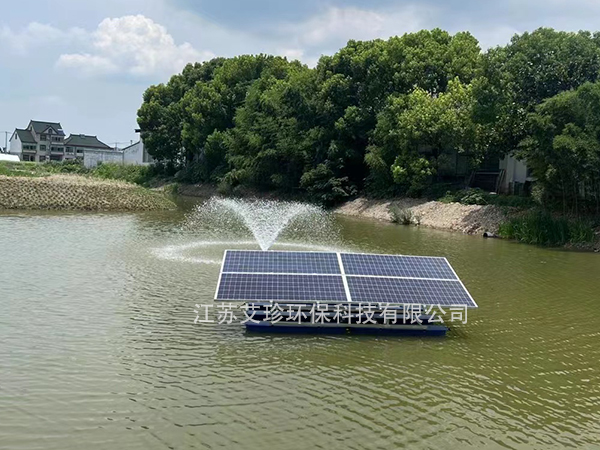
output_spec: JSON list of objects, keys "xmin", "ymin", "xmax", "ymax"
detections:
[
  {"xmin": 216, "ymin": 273, "xmax": 347, "ymax": 301},
  {"xmin": 341, "ymin": 253, "xmax": 457, "ymax": 280},
  {"xmin": 223, "ymin": 250, "xmax": 341, "ymax": 274},
  {"xmin": 346, "ymin": 276, "xmax": 476, "ymax": 307}
]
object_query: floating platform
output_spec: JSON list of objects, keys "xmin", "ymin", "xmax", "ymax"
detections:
[
  {"xmin": 214, "ymin": 250, "xmax": 476, "ymax": 336},
  {"xmin": 243, "ymin": 302, "xmax": 449, "ymax": 335},
  {"xmin": 245, "ymin": 321, "xmax": 448, "ymax": 336}
]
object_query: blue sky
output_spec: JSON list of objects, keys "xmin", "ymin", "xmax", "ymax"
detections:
[{"xmin": 1, "ymin": 0, "xmax": 600, "ymax": 146}]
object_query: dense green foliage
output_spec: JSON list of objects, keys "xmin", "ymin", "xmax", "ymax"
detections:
[
  {"xmin": 137, "ymin": 27, "xmax": 600, "ymax": 207},
  {"xmin": 519, "ymin": 81, "xmax": 600, "ymax": 213},
  {"xmin": 498, "ymin": 211, "xmax": 595, "ymax": 246}
]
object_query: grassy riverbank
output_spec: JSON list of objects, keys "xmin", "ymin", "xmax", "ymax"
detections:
[
  {"xmin": 335, "ymin": 196, "xmax": 600, "ymax": 250},
  {"xmin": 0, "ymin": 162, "xmax": 175, "ymax": 211},
  {"xmin": 498, "ymin": 211, "xmax": 596, "ymax": 247}
]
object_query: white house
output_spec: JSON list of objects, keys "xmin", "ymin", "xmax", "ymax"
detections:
[
  {"xmin": 64, "ymin": 134, "xmax": 113, "ymax": 165},
  {"xmin": 121, "ymin": 139, "xmax": 154, "ymax": 165},
  {"xmin": 9, "ymin": 120, "xmax": 66, "ymax": 162}
]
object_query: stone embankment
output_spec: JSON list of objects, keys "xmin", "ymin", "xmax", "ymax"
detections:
[
  {"xmin": 0, "ymin": 175, "xmax": 176, "ymax": 211},
  {"xmin": 334, "ymin": 197, "xmax": 507, "ymax": 235}
]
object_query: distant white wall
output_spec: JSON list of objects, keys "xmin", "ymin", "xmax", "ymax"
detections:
[
  {"xmin": 122, "ymin": 141, "xmax": 143, "ymax": 165},
  {"xmin": 0, "ymin": 154, "xmax": 20, "ymax": 162},
  {"xmin": 9, "ymin": 134, "xmax": 22, "ymax": 156},
  {"xmin": 499, "ymin": 154, "xmax": 529, "ymax": 193},
  {"xmin": 83, "ymin": 149, "xmax": 124, "ymax": 168},
  {"xmin": 122, "ymin": 140, "xmax": 154, "ymax": 165}
]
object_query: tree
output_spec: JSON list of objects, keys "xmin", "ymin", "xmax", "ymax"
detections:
[
  {"xmin": 366, "ymin": 78, "xmax": 480, "ymax": 196},
  {"xmin": 137, "ymin": 59, "xmax": 225, "ymax": 164},
  {"xmin": 476, "ymin": 28, "xmax": 600, "ymax": 154},
  {"xmin": 519, "ymin": 81, "xmax": 600, "ymax": 213}
]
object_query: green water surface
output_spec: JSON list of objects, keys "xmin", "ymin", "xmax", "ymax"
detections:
[{"xmin": 1, "ymin": 205, "xmax": 599, "ymax": 449}]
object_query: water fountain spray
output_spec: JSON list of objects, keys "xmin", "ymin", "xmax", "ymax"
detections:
[{"xmin": 208, "ymin": 198, "xmax": 323, "ymax": 251}]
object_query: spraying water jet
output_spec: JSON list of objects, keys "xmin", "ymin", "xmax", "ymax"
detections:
[{"xmin": 189, "ymin": 198, "xmax": 330, "ymax": 251}]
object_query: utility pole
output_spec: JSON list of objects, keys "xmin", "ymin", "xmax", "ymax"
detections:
[{"xmin": 1, "ymin": 131, "xmax": 9, "ymax": 153}]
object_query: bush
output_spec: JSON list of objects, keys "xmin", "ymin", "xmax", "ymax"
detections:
[
  {"xmin": 437, "ymin": 187, "xmax": 537, "ymax": 208},
  {"xmin": 438, "ymin": 188, "xmax": 487, "ymax": 205},
  {"xmin": 498, "ymin": 210, "xmax": 594, "ymax": 246},
  {"xmin": 460, "ymin": 188, "xmax": 488, "ymax": 205},
  {"xmin": 390, "ymin": 205, "xmax": 415, "ymax": 225},
  {"xmin": 91, "ymin": 163, "xmax": 152, "ymax": 185},
  {"xmin": 46, "ymin": 159, "xmax": 88, "ymax": 174},
  {"xmin": 300, "ymin": 164, "xmax": 357, "ymax": 206}
]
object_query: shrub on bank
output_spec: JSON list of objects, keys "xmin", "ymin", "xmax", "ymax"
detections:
[
  {"xmin": 438, "ymin": 188, "xmax": 536, "ymax": 208},
  {"xmin": 91, "ymin": 163, "xmax": 152, "ymax": 185},
  {"xmin": 390, "ymin": 205, "xmax": 420, "ymax": 225},
  {"xmin": 498, "ymin": 211, "xmax": 595, "ymax": 246}
]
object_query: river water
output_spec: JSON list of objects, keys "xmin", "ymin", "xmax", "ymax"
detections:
[{"xmin": 1, "ymin": 202, "xmax": 599, "ymax": 450}]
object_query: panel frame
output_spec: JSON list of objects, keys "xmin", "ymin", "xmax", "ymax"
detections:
[
  {"xmin": 215, "ymin": 249, "xmax": 477, "ymax": 308},
  {"xmin": 215, "ymin": 272, "xmax": 348, "ymax": 302},
  {"xmin": 220, "ymin": 249, "xmax": 342, "ymax": 275},
  {"xmin": 345, "ymin": 275, "xmax": 478, "ymax": 308},
  {"xmin": 340, "ymin": 252, "xmax": 458, "ymax": 280}
]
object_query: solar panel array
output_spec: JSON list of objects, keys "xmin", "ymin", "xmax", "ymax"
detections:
[
  {"xmin": 341, "ymin": 253, "xmax": 457, "ymax": 279},
  {"xmin": 217, "ymin": 273, "xmax": 347, "ymax": 301},
  {"xmin": 222, "ymin": 250, "xmax": 340, "ymax": 274},
  {"xmin": 215, "ymin": 250, "xmax": 477, "ymax": 308},
  {"xmin": 346, "ymin": 277, "xmax": 471, "ymax": 306}
]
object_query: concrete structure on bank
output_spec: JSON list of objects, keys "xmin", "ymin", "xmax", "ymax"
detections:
[{"xmin": 83, "ymin": 148, "xmax": 124, "ymax": 168}]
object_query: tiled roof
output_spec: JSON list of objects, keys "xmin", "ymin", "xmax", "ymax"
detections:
[
  {"xmin": 64, "ymin": 134, "xmax": 112, "ymax": 149},
  {"xmin": 14, "ymin": 128, "xmax": 35, "ymax": 143},
  {"xmin": 29, "ymin": 120, "xmax": 65, "ymax": 136}
]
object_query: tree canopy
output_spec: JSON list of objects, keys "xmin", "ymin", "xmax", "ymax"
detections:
[{"xmin": 137, "ymin": 27, "xmax": 600, "ymax": 206}]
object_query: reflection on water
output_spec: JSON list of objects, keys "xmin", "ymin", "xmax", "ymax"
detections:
[{"xmin": 1, "ymin": 205, "xmax": 599, "ymax": 449}]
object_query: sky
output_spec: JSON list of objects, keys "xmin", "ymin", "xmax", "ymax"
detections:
[{"xmin": 1, "ymin": 0, "xmax": 600, "ymax": 147}]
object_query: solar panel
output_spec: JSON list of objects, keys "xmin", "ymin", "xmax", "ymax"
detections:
[
  {"xmin": 341, "ymin": 253, "xmax": 457, "ymax": 280},
  {"xmin": 215, "ymin": 273, "xmax": 347, "ymax": 301},
  {"xmin": 346, "ymin": 276, "xmax": 476, "ymax": 307},
  {"xmin": 222, "ymin": 250, "xmax": 340, "ymax": 274},
  {"xmin": 215, "ymin": 250, "xmax": 476, "ymax": 308}
]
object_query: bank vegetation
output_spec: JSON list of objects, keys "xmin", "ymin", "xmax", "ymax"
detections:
[{"xmin": 0, "ymin": 162, "xmax": 175, "ymax": 211}]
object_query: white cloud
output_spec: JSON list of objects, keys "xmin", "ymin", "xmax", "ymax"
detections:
[
  {"xmin": 279, "ymin": 48, "xmax": 304, "ymax": 61},
  {"xmin": 0, "ymin": 22, "xmax": 86, "ymax": 55},
  {"xmin": 57, "ymin": 53, "xmax": 118, "ymax": 76},
  {"xmin": 283, "ymin": 5, "xmax": 435, "ymax": 54},
  {"xmin": 473, "ymin": 25, "xmax": 521, "ymax": 50},
  {"xmin": 56, "ymin": 15, "xmax": 214, "ymax": 78}
]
